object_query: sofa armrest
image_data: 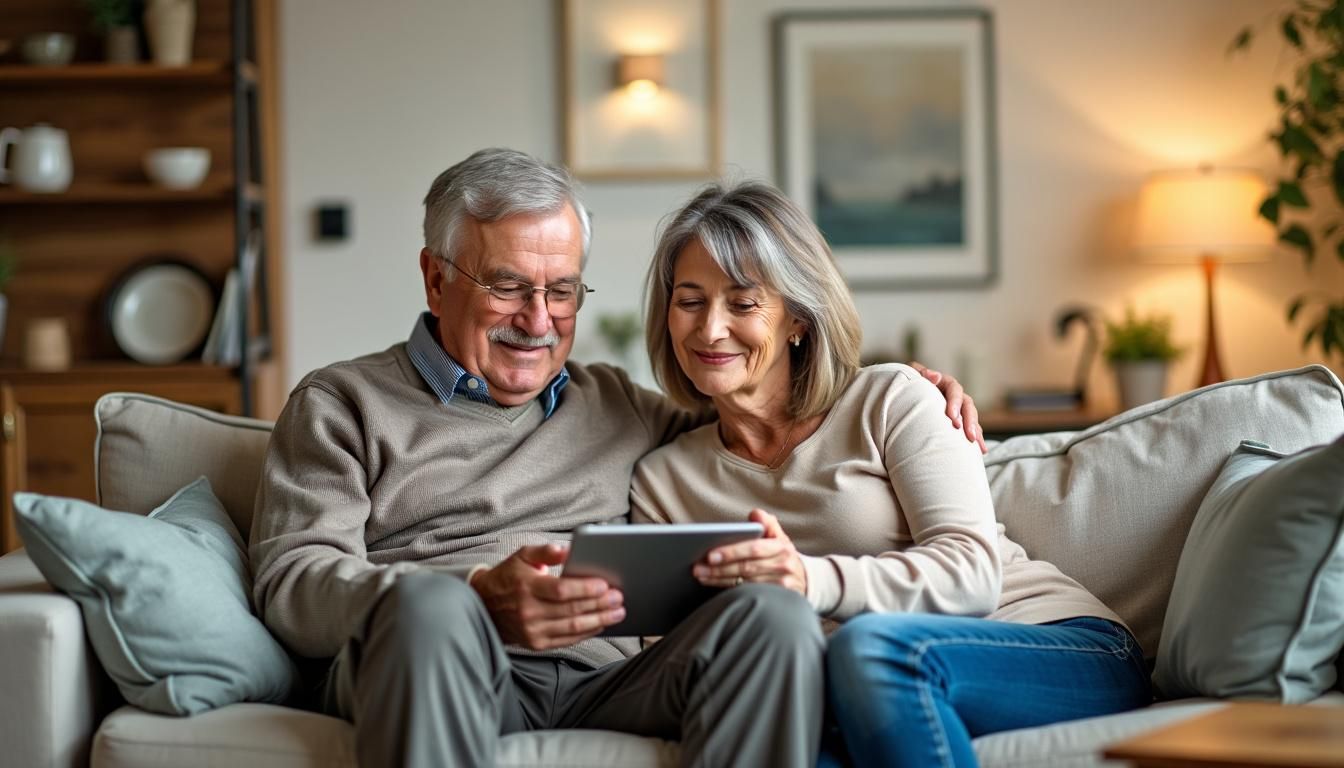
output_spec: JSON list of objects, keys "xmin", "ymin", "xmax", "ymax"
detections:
[{"xmin": 0, "ymin": 549, "xmax": 115, "ymax": 768}]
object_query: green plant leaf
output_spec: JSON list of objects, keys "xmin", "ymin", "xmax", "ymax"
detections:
[
  {"xmin": 1280, "ymin": 223, "xmax": 1316, "ymax": 264},
  {"xmin": 1285, "ymin": 15, "xmax": 1303, "ymax": 47},
  {"xmin": 1288, "ymin": 296, "xmax": 1307, "ymax": 322},
  {"xmin": 1282, "ymin": 123, "xmax": 1323, "ymax": 161},
  {"xmin": 1279, "ymin": 180, "xmax": 1310, "ymax": 206},
  {"xmin": 1305, "ymin": 324, "xmax": 1320, "ymax": 351},
  {"xmin": 1260, "ymin": 194, "xmax": 1281, "ymax": 224},
  {"xmin": 1309, "ymin": 62, "xmax": 1333, "ymax": 107},
  {"xmin": 1276, "ymin": 85, "xmax": 1290, "ymax": 105},
  {"xmin": 1230, "ymin": 27, "xmax": 1253, "ymax": 54},
  {"xmin": 1332, "ymin": 150, "xmax": 1344, "ymax": 207}
]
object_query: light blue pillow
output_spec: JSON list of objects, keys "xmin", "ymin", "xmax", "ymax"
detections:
[
  {"xmin": 13, "ymin": 477, "xmax": 298, "ymax": 715},
  {"xmin": 1154, "ymin": 435, "xmax": 1344, "ymax": 702}
]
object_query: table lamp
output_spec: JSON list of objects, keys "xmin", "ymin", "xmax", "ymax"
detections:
[{"xmin": 1132, "ymin": 167, "xmax": 1275, "ymax": 387}]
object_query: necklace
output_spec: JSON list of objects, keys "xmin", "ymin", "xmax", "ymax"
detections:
[{"xmin": 766, "ymin": 420, "xmax": 799, "ymax": 469}]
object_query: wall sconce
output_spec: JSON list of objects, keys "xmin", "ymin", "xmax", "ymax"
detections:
[{"xmin": 615, "ymin": 53, "xmax": 664, "ymax": 99}]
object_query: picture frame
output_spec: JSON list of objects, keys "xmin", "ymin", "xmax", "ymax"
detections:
[
  {"xmin": 774, "ymin": 9, "xmax": 998, "ymax": 289},
  {"xmin": 560, "ymin": 0, "xmax": 720, "ymax": 180}
]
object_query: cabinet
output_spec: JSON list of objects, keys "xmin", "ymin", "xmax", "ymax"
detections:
[{"xmin": 0, "ymin": 0, "xmax": 284, "ymax": 552}]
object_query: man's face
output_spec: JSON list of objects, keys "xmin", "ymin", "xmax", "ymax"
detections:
[{"xmin": 420, "ymin": 206, "xmax": 584, "ymax": 406}]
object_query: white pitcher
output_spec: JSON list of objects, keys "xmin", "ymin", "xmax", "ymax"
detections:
[{"xmin": 0, "ymin": 124, "xmax": 73, "ymax": 193}]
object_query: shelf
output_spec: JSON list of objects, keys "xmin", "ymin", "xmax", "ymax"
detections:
[
  {"xmin": 0, "ymin": 61, "xmax": 240, "ymax": 86},
  {"xmin": 0, "ymin": 361, "xmax": 241, "ymax": 385},
  {"xmin": 0, "ymin": 182, "xmax": 250, "ymax": 205}
]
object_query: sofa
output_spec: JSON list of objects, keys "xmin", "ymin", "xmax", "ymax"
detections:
[{"xmin": 2, "ymin": 364, "xmax": 1342, "ymax": 768}]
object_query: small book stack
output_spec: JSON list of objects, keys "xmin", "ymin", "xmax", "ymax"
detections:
[{"xmin": 201, "ymin": 231, "xmax": 259, "ymax": 366}]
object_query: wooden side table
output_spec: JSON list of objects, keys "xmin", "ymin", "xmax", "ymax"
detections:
[
  {"xmin": 1104, "ymin": 701, "xmax": 1344, "ymax": 767},
  {"xmin": 979, "ymin": 407, "xmax": 1116, "ymax": 441}
]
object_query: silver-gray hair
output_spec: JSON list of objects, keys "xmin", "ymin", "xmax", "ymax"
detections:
[
  {"xmin": 423, "ymin": 148, "xmax": 592, "ymax": 277},
  {"xmin": 644, "ymin": 182, "xmax": 862, "ymax": 419}
]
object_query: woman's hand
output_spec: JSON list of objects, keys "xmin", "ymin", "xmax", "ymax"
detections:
[
  {"xmin": 694, "ymin": 509, "xmax": 808, "ymax": 595},
  {"xmin": 908, "ymin": 361, "xmax": 987, "ymax": 454}
]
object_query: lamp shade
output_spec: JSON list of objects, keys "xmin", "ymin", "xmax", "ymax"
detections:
[{"xmin": 1133, "ymin": 167, "xmax": 1275, "ymax": 263}]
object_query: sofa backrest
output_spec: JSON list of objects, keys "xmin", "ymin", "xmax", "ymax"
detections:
[
  {"xmin": 95, "ymin": 365, "xmax": 1344, "ymax": 656},
  {"xmin": 984, "ymin": 364, "xmax": 1344, "ymax": 657},
  {"xmin": 95, "ymin": 393, "xmax": 274, "ymax": 540}
]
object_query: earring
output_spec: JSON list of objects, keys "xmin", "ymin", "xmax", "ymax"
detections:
[{"xmin": 789, "ymin": 334, "xmax": 801, "ymax": 347}]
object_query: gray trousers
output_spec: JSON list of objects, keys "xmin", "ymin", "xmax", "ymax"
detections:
[{"xmin": 322, "ymin": 571, "xmax": 824, "ymax": 768}]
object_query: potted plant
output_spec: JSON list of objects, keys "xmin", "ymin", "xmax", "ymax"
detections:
[
  {"xmin": 1104, "ymin": 306, "xmax": 1183, "ymax": 410},
  {"xmin": 0, "ymin": 239, "xmax": 16, "ymax": 356},
  {"xmin": 85, "ymin": 0, "xmax": 139, "ymax": 63},
  {"xmin": 596, "ymin": 311, "xmax": 642, "ymax": 367},
  {"xmin": 1233, "ymin": 4, "xmax": 1344, "ymax": 362}
]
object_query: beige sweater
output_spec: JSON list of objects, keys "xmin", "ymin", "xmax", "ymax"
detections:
[
  {"xmin": 631, "ymin": 364, "xmax": 1123, "ymax": 629},
  {"xmin": 250, "ymin": 345, "xmax": 696, "ymax": 667}
]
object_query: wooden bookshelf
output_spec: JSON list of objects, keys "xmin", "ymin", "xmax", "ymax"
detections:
[{"xmin": 0, "ymin": 0, "xmax": 285, "ymax": 552}]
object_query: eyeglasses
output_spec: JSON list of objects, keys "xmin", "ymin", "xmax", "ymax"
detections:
[{"xmin": 439, "ymin": 255, "xmax": 594, "ymax": 319}]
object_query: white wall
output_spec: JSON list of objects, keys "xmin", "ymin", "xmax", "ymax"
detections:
[{"xmin": 280, "ymin": 0, "xmax": 1344, "ymax": 408}]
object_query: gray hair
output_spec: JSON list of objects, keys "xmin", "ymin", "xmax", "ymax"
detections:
[
  {"xmin": 644, "ymin": 182, "xmax": 862, "ymax": 419},
  {"xmin": 423, "ymin": 148, "xmax": 592, "ymax": 276}
]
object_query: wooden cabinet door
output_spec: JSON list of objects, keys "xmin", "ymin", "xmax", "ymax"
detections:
[{"xmin": 0, "ymin": 384, "xmax": 25, "ymax": 553}]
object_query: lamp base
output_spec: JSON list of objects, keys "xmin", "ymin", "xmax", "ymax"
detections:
[{"xmin": 1197, "ymin": 254, "xmax": 1225, "ymax": 388}]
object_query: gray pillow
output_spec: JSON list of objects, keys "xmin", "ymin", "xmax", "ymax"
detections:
[
  {"xmin": 1153, "ymin": 435, "xmax": 1344, "ymax": 702},
  {"xmin": 13, "ymin": 477, "xmax": 298, "ymax": 715}
]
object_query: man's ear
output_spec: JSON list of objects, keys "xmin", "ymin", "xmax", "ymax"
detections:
[{"xmin": 420, "ymin": 248, "xmax": 444, "ymax": 316}]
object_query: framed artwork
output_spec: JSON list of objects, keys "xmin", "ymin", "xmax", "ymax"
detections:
[
  {"xmin": 774, "ymin": 9, "xmax": 998, "ymax": 289},
  {"xmin": 560, "ymin": 0, "xmax": 720, "ymax": 180}
]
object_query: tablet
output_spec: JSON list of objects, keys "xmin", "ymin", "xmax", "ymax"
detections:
[{"xmin": 561, "ymin": 523, "xmax": 764, "ymax": 636}]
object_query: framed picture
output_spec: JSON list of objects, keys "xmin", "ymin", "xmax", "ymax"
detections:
[
  {"xmin": 774, "ymin": 9, "xmax": 998, "ymax": 289},
  {"xmin": 560, "ymin": 0, "xmax": 720, "ymax": 180}
]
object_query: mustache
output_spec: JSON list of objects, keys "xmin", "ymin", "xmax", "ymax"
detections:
[{"xmin": 487, "ymin": 326, "xmax": 559, "ymax": 349}]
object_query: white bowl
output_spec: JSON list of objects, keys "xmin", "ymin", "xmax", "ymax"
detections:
[
  {"xmin": 22, "ymin": 33, "xmax": 75, "ymax": 66},
  {"xmin": 143, "ymin": 147, "xmax": 211, "ymax": 190}
]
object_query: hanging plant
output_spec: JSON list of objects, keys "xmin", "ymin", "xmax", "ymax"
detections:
[{"xmin": 1232, "ymin": 1, "xmax": 1344, "ymax": 359}]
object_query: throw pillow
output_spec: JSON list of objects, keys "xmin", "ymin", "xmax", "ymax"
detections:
[
  {"xmin": 13, "ymin": 477, "xmax": 299, "ymax": 715},
  {"xmin": 1153, "ymin": 435, "xmax": 1344, "ymax": 702}
]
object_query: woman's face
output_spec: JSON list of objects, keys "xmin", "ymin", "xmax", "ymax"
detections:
[{"xmin": 668, "ymin": 239, "xmax": 801, "ymax": 409}]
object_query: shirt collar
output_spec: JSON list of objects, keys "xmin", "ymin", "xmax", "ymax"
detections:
[{"xmin": 406, "ymin": 312, "xmax": 570, "ymax": 418}]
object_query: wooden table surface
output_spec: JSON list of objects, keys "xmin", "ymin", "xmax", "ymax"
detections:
[{"xmin": 1104, "ymin": 702, "xmax": 1344, "ymax": 768}]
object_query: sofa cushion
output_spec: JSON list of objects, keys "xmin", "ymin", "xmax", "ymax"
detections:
[
  {"xmin": 92, "ymin": 703, "xmax": 680, "ymax": 768},
  {"xmin": 984, "ymin": 365, "xmax": 1344, "ymax": 656},
  {"xmin": 1153, "ymin": 436, "xmax": 1344, "ymax": 702},
  {"xmin": 96, "ymin": 393, "xmax": 273, "ymax": 539},
  {"xmin": 13, "ymin": 478, "xmax": 299, "ymax": 715}
]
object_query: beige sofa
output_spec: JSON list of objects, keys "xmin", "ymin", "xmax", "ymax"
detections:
[{"xmin": 3, "ymin": 364, "xmax": 1342, "ymax": 768}]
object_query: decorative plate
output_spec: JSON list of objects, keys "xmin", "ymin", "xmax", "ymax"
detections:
[{"xmin": 108, "ymin": 261, "xmax": 215, "ymax": 364}]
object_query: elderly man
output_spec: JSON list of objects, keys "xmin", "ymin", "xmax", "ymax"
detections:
[{"xmin": 251, "ymin": 148, "xmax": 980, "ymax": 768}]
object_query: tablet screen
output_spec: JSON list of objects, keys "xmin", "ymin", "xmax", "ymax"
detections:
[{"xmin": 562, "ymin": 523, "xmax": 764, "ymax": 636}]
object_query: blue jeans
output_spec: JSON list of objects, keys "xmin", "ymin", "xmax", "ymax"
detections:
[{"xmin": 823, "ymin": 614, "xmax": 1151, "ymax": 768}]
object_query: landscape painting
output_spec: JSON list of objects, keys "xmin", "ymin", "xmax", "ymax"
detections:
[{"xmin": 775, "ymin": 10, "xmax": 997, "ymax": 288}]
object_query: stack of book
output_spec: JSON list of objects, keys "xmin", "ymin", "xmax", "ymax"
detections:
[{"xmin": 201, "ymin": 231, "xmax": 259, "ymax": 366}]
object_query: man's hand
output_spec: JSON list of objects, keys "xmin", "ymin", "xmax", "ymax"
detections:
[
  {"xmin": 470, "ymin": 543, "xmax": 625, "ymax": 651},
  {"xmin": 694, "ymin": 509, "xmax": 807, "ymax": 595},
  {"xmin": 909, "ymin": 361, "xmax": 987, "ymax": 454}
]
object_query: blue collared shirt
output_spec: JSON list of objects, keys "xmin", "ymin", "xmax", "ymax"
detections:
[{"xmin": 405, "ymin": 312, "xmax": 570, "ymax": 418}]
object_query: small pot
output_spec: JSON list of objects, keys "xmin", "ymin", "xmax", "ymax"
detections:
[
  {"xmin": 1114, "ymin": 360, "xmax": 1169, "ymax": 411},
  {"xmin": 144, "ymin": 0, "xmax": 195, "ymax": 67},
  {"xmin": 105, "ymin": 26, "xmax": 139, "ymax": 64}
]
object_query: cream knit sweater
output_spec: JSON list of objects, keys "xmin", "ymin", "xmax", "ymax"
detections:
[{"xmin": 631, "ymin": 364, "xmax": 1123, "ymax": 630}]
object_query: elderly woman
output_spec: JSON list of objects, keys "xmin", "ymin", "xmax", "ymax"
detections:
[{"xmin": 630, "ymin": 182, "xmax": 1150, "ymax": 767}]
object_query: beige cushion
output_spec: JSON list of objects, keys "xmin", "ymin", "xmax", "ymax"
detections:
[
  {"xmin": 96, "ymin": 393, "xmax": 273, "ymax": 539},
  {"xmin": 92, "ymin": 704, "xmax": 679, "ymax": 768},
  {"xmin": 984, "ymin": 365, "xmax": 1344, "ymax": 656}
]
